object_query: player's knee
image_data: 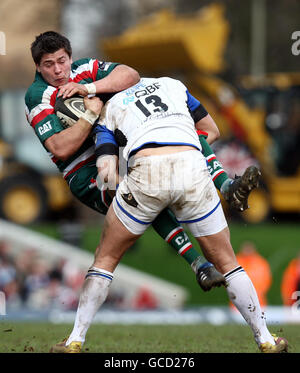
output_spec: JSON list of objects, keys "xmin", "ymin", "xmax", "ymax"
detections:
[
  {"xmin": 93, "ymin": 255, "xmax": 120, "ymax": 273},
  {"xmin": 215, "ymin": 256, "xmax": 239, "ymax": 275}
]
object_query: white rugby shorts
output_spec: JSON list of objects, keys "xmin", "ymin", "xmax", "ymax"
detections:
[{"xmin": 113, "ymin": 150, "xmax": 228, "ymax": 236}]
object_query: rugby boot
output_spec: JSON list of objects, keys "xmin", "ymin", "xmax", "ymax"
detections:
[
  {"xmin": 259, "ymin": 334, "xmax": 288, "ymax": 353},
  {"xmin": 195, "ymin": 262, "xmax": 226, "ymax": 292},
  {"xmin": 223, "ymin": 166, "xmax": 261, "ymax": 212},
  {"xmin": 50, "ymin": 338, "xmax": 82, "ymax": 353}
]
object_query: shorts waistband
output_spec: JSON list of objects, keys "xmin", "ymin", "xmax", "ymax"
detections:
[{"xmin": 129, "ymin": 143, "xmax": 169, "ymax": 158}]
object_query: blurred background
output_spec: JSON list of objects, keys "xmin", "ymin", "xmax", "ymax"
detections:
[{"xmin": 0, "ymin": 0, "xmax": 299, "ymax": 323}]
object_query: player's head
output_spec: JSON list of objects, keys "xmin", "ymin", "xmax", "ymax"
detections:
[{"xmin": 31, "ymin": 31, "xmax": 73, "ymax": 87}]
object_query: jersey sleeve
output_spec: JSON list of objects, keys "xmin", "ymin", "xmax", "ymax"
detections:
[
  {"xmin": 25, "ymin": 86, "xmax": 64, "ymax": 144},
  {"xmin": 71, "ymin": 58, "xmax": 120, "ymax": 83},
  {"xmin": 95, "ymin": 61, "xmax": 120, "ymax": 81},
  {"xmin": 186, "ymin": 90, "xmax": 208, "ymax": 123},
  {"xmin": 89, "ymin": 59, "xmax": 121, "ymax": 103},
  {"xmin": 93, "ymin": 124, "xmax": 119, "ymax": 158},
  {"xmin": 160, "ymin": 77, "xmax": 208, "ymax": 123}
]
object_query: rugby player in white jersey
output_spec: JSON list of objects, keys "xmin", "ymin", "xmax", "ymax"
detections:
[{"xmin": 51, "ymin": 77, "xmax": 287, "ymax": 353}]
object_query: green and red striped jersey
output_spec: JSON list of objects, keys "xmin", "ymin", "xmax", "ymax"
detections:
[{"xmin": 25, "ymin": 58, "xmax": 119, "ymax": 178}]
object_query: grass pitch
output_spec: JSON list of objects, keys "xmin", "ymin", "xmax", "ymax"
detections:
[{"xmin": 0, "ymin": 322, "xmax": 299, "ymax": 353}]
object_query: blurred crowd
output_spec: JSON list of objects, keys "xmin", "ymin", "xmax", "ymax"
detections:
[
  {"xmin": 1, "ymin": 238, "xmax": 300, "ymax": 312},
  {"xmin": 0, "ymin": 240, "xmax": 85, "ymax": 311},
  {"xmin": 0, "ymin": 239, "xmax": 156, "ymax": 312}
]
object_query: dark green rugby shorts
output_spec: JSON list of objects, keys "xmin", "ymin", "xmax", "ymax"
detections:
[{"xmin": 65, "ymin": 161, "xmax": 112, "ymax": 215}]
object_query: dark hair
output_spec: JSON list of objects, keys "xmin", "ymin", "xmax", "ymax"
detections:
[{"xmin": 31, "ymin": 31, "xmax": 72, "ymax": 65}]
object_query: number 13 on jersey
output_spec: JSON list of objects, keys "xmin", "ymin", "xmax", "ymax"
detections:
[{"xmin": 135, "ymin": 95, "xmax": 169, "ymax": 117}]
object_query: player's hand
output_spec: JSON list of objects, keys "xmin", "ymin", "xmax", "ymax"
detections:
[
  {"xmin": 58, "ymin": 82, "xmax": 89, "ymax": 98},
  {"xmin": 84, "ymin": 96, "xmax": 103, "ymax": 116}
]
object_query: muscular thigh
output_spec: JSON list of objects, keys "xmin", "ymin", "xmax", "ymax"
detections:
[{"xmin": 94, "ymin": 205, "xmax": 141, "ymax": 272}]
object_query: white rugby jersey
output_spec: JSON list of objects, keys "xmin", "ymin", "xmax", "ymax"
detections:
[{"xmin": 97, "ymin": 77, "xmax": 202, "ymax": 160}]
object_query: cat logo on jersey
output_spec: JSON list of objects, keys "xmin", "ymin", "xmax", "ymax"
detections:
[{"xmin": 38, "ymin": 120, "xmax": 52, "ymax": 135}]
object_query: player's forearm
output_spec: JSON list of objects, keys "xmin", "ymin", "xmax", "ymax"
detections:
[
  {"xmin": 195, "ymin": 114, "xmax": 220, "ymax": 144},
  {"xmin": 45, "ymin": 118, "xmax": 92, "ymax": 161},
  {"xmin": 96, "ymin": 155, "xmax": 119, "ymax": 191},
  {"xmin": 93, "ymin": 65, "xmax": 140, "ymax": 93}
]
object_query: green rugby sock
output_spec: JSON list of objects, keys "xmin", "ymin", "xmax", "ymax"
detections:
[
  {"xmin": 198, "ymin": 132, "xmax": 230, "ymax": 191},
  {"xmin": 152, "ymin": 208, "xmax": 205, "ymax": 267}
]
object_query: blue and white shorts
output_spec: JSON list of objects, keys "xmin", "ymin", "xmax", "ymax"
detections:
[{"xmin": 113, "ymin": 150, "xmax": 228, "ymax": 236}]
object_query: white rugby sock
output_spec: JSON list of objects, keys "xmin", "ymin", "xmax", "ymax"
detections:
[
  {"xmin": 66, "ymin": 267, "xmax": 113, "ymax": 345},
  {"xmin": 224, "ymin": 266, "xmax": 275, "ymax": 345}
]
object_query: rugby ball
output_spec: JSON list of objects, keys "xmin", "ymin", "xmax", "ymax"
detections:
[{"xmin": 55, "ymin": 96, "xmax": 85, "ymax": 128}]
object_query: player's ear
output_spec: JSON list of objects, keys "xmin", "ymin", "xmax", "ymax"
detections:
[{"xmin": 36, "ymin": 64, "xmax": 41, "ymax": 73}]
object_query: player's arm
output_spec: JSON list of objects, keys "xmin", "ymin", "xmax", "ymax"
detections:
[
  {"xmin": 58, "ymin": 64, "xmax": 140, "ymax": 98},
  {"xmin": 45, "ymin": 96, "xmax": 103, "ymax": 161},
  {"xmin": 186, "ymin": 89, "xmax": 220, "ymax": 144},
  {"xmin": 97, "ymin": 155, "xmax": 119, "ymax": 195},
  {"xmin": 185, "ymin": 89, "xmax": 228, "ymax": 190},
  {"xmin": 93, "ymin": 124, "xmax": 120, "ymax": 193},
  {"xmin": 194, "ymin": 114, "xmax": 220, "ymax": 145},
  {"xmin": 89, "ymin": 64, "xmax": 139, "ymax": 94}
]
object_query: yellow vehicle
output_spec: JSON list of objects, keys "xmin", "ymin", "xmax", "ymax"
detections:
[
  {"xmin": 0, "ymin": 138, "xmax": 73, "ymax": 225},
  {"xmin": 101, "ymin": 4, "xmax": 300, "ymax": 223},
  {"xmin": 0, "ymin": 90, "xmax": 74, "ymax": 225}
]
